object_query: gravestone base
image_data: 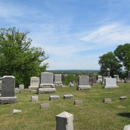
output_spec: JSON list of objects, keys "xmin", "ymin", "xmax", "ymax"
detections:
[
  {"xmin": 38, "ymin": 88, "xmax": 56, "ymax": 94},
  {"xmin": 54, "ymin": 83, "xmax": 63, "ymax": 87},
  {"xmin": 0, "ymin": 96, "xmax": 17, "ymax": 104},
  {"xmin": 39, "ymin": 84, "xmax": 55, "ymax": 88},
  {"xmin": 103, "ymin": 85, "xmax": 118, "ymax": 89},
  {"xmin": 77, "ymin": 85, "xmax": 91, "ymax": 90},
  {"xmin": 29, "ymin": 86, "xmax": 38, "ymax": 89}
]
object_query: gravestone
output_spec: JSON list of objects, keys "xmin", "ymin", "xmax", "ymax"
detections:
[
  {"xmin": 54, "ymin": 74, "xmax": 63, "ymax": 87},
  {"xmin": 56, "ymin": 111, "xmax": 74, "ymax": 130},
  {"xmin": 31, "ymin": 96, "xmax": 38, "ymax": 102},
  {"xmin": 92, "ymin": 77, "xmax": 97, "ymax": 85},
  {"xmin": 49, "ymin": 95, "xmax": 60, "ymax": 101},
  {"xmin": 63, "ymin": 94, "xmax": 73, "ymax": 99},
  {"xmin": 77, "ymin": 75, "xmax": 91, "ymax": 90},
  {"xmin": 97, "ymin": 75, "xmax": 102, "ymax": 83},
  {"xmin": 19, "ymin": 84, "xmax": 24, "ymax": 92},
  {"xmin": 40, "ymin": 103, "xmax": 49, "ymax": 109},
  {"xmin": 114, "ymin": 75, "xmax": 120, "ymax": 83},
  {"xmin": 15, "ymin": 88, "xmax": 20, "ymax": 93},
  {"xmin": 29, "ymin": 76, "xmax": 39, "ymax": 89},
  {"xmin": 103, "ymin": 78, "xmax": 118, "ymax": 88},
  {"xmin": 38, "ymin": 72, "xmax": 56, "ymax": 94},
  {"xmin": 103, "ymin": 98, "xmax": 111, "ymax": 103},
  {"xmin": 74, "ymin": 100, "xmax": 83, "ymax": 105},
  {"xmin": 0, "ymin": 76, "xmax": 17, "ymax": 104}
]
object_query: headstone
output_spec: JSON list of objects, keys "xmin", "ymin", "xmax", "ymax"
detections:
[
  {"xmin": 69, "ymin": 82, "xmax": 74, "ymax": 87},
  {"xmin": 103, "ymin": 78, "xmax": 118, "ymax": 88},
  {"xmin": 114, "ymin": 75, "xmax": 120, "ymax": 83},
  {"xmin": 77, "ymin": 75, "xmax": 91, "ymax": 90},
  {"xmin": 63, "ymin": 94, "xmax": 73, "ymax": 99},
  {"xmin": 123, "ymin": 125, "xmax": 130, "ymax": 130},
  {"xmin": 56, "ymin": 111, "xmax": 74, "ymax": 130},
  {"xmin": 92, "ymin": 77, "xmax": 97, "ymax": 85},
  {"xmin": 103, "ymin": 98, "xmax": 111, "ymax": 103},
  {"xmin": 29, "ymin": 76, "xmax": 39, "ymax": 89},
  {"xmin": 74, "ymin": 100, "xmax": 83, "ymax": 105},
  {"xmin": 49, "ymin": 95, "xmax": 60, "ymax": 101},
  {"xmin": 54, "ymin": 74, "xmax": 63, "ymax": 87},
  {"xmin": 19, "ymin": 84, "xmax": 24, "ymax": 92},
  {"xmin": 0, "ymin": 76, "xmax": 17, "ymax": 104},
  {"xmin": 10, "ymin": 109, "xmax": 22, "ymax": 114},
  {"xmin": 40, "ymin": 103, "xmax": 49, "ymax": 109},
  {"xmin": 38, "ymin": 72, "xmax": 56, "ymax": 94},
  {"xmin": 97, "ymin": 75, "xmax": 102, "ymax": 83},
  {"xmin": 31, "ymin": 96, "xmax": 38, "ymax": 102},
  {"xmin": 119, "ymin": 96, "xmax": 127, "ymax": 100}
]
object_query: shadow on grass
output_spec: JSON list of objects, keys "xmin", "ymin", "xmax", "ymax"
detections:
[{"xmin": 117, "ymin": 113, "xmax": 130, "ymax": 118}]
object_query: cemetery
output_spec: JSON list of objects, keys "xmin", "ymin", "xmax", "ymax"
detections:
[{"xmin": 0, "ymin": 73, "xmax": 130, "ymax": 130}]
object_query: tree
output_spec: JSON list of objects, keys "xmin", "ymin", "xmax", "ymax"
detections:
[
  {"xmin": 114, "ymin": 43, "xmax": 130, "ymax": 71},
  {"xmin": 0, "ymin": 27, "xmax": 48, "ymax": 87},
  {"xmin": 98, "ymin": 52, "xmax": 122, "ymax": 77}
]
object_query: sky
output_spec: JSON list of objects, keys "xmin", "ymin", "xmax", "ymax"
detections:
[{"xmin": 0, "ymin": 0, "xmax": 130, "ymax": 70}]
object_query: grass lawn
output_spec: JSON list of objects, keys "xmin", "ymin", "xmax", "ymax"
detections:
[{"xmin": 0, "ymin": 82, "xmax": 130, "ymax": 130}]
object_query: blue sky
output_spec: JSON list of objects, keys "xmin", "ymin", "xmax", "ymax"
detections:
[{"xmin": 0, "ymin": 0, "xmax": 130, "ymax": 70}]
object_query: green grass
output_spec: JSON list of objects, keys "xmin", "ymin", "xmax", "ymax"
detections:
[{"xmin": 0, "ymin": 83, "xmax": 130, "ymax": 130}]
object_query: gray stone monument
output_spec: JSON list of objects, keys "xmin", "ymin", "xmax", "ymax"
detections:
[
  {"xmin": 103, "ymin": 78, "xmax": 118, "ymax": 88},
  {"xmin": 29, "ymin": 76, "xmax": 39, "ymax": 89},
  {"xmin": 38, "ymin": 72, "xmax": 56, "ymax": 94},
  {"xmin": 77, "ymin": 75, "xmax": 91, "ymax": 90},
  {"xmin": 56, "ymin": 111, "xmax": 74, "ymax": 130},
  {"xmin": 114, "ymin": 75, "xmax": 120, "ymax": 83},
  {"xmin": 0, "ymin": 76, "xmax": 17, "ymax": 104},
  {"xmin": 54, "ymin": 74, "xmax": 63, "ymax": 87}
]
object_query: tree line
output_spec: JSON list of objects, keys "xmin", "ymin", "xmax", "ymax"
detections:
[{"xmin": 98, "ymin": 43, "xmax": 130, "ymax": 78}]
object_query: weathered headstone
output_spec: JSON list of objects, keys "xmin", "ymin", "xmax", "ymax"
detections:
[
  {"xmin": 92, "ymin": 77, "xmax": 97, "ymax": 85},
  {"xmin": 56, "ymin": 111, "xmax": 74, "ymax": 130},
  {"xmin": 38, "ymin": 72, "xmax": 56, "ymax": 94},
  {"xmin": 97, "ymin": 75, "xmax": 102, "ymax": 83},
  {"xmin": 31, "ymin": 96, "xmax": 38, "ymax": 102},
  {"xmin": 54, "ymin": 74, "xmax": 63, "ymax": 87},
  {"xmin": 119, "ymin": 96, "xmax": 127, "ymax": 100},
  {"xmin": 74, "ymin": 100, "xmax": 82, "ymax": 105},
  {"xmin": 63, "ymin": 94, "xmax": 73, "ymax": 99},
  {"xmin": 10, "ymin": 109, "xmax": 22, "ymax": 114},
  {"xmin": 19, "ymin": 84, "xmax": 24, "ymax": 92},
  {"xmin": 103, "ymin": 78, "xmax": 118, "ymax": 88},
  {"xmin": 103, "ymin": 98, "xmax": 111, "ymax": 103},
  {"xmin": 114, "ymin": 75, "xmax": 120, "ymax": 83},
  {"xmin": 0, "ymin": 76, "xmax": 17, "ymax": 104},
  {"xmin": 40, "ymin": 103, "xmax": 49, "ymax": 109},
  {"xmin": 29, "ymin": 76, "xmax": 39, "ymax": 89},
  {"xmin": 15, "ymin": 88, "xmax": 20, "ymax": 93},
  {"xmin": 77, "ymin": 75, "xmax": 91, "ymax": 90},
  {"xmin": 49, "ymin": 95, "xmax": 60, "ymax": 101}
]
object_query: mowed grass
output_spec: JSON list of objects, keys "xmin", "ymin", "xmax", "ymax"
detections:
[{"xmin": 0, "ymin": 83, "xmax": 130, "ymax": 130}]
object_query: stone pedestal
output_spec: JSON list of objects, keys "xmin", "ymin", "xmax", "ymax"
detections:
[{"xmin": 0, "ymin": 96, "xmax": 17, "ymax": 104}]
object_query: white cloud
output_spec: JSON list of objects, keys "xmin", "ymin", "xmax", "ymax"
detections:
[{"xmin": 81, "ymin": 24, "xmax": 130, "ymax": 46}]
